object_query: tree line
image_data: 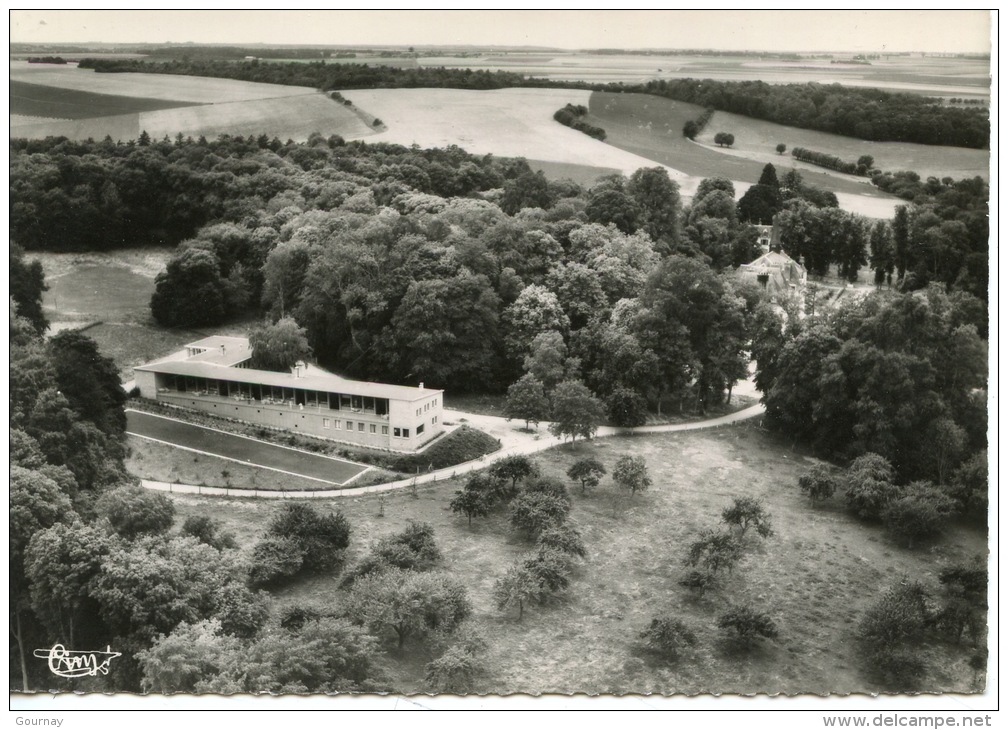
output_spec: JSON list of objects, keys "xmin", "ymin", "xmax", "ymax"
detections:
[
  {"xmin": 791, "ymin": 146, "xmax": 874, "ymax": 176},
  {"xmin": 75, "ymin": 57, "xmax": 989, "ymax": 149},
  {"xmin": 553, "ymin": 103, "xmax": 606, "ymax": 141}
]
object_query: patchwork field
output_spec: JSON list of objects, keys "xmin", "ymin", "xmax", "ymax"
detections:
[
  {"xmin": 11, "ymin": 80, "xmax": 196, "ymax": 119},
  {"xmin": 418, "ymin": 52, "xmax": 990, "ymax": 98},
  {"xmin": 585, "ymin": 92, "xmax": 901, "ymax": 218},
  {"xmin": 166, "ymin": 424, "xmax": 986, "ymax": 695},
  {"xmin": 339, "ymin": 87, "xmax": 684, "ymax": 183},
  {"xmin": 9, "ymin": 61, "xmax": 376, "ymax": 143},
  {"xmin": 695, "ymin": 110, "xmax": 990, "ymax": 181}
]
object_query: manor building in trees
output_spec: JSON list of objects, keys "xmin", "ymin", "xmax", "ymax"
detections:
[
  {"xmin": 738, "ymin": 250, "xmax": 807, "ymax": 302},
  {"xmin": 134, "ymin": 336, "xmax": 444, "ymax": 452}
]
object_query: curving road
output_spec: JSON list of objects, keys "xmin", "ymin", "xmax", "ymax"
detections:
[{"xmin": 138, "ymin": 402, "xmax": 765, "ymax": 500}]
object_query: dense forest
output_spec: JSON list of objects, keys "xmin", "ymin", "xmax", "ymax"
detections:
[{"xmin": 76, "ymin": 57, "xmax": 989, "ymax": 149}]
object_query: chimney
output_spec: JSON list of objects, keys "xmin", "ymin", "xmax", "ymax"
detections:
[
  {"xmin": 419, "ymin": 382, "xmax": 424, "ymax": 390},
  {"xmin": 221, "ymin": 344, "xmax": 226, "ymax": 356}
]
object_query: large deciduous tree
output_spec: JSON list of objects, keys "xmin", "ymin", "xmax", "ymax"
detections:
[
  {"xmin": 248, "ymin": 317, "xmax": 313, "ymax": 373},
  {"xmin": 548, "ymin": 380, "xmax": 604, "ymax": 442}
]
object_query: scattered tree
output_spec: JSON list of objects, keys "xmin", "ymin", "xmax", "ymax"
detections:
[
  {"xmin": 776, "ymin": 143, "xmax": 787, "ymax": 155},
  {"xmin": 721, "ymin": 496, "xmax": 774, "ymax": 539},
  {"xmin": 490, "ymin": 455, "xmax": 539, "ymax": 495},
  {"xmin": 536, "ymin": 523, "xmax": 587, "ymax": 559},
  {"xmin": 548, "ymin": 380, "xmax": 604, "ymax": 442},
  {"xmin": 493, "ymin": 562, "xmax": 540, "ymax": 621},
  {"xmin": 612, "ymin": 455, "xmax": 652, "ymax": 497},
  {"xmin": 714, "ymin": 132, "xmax": 735, "ymax": 148},
  {"xmin": 450, "ymin": 487, "xmax": 491, "ymax": 527},
  {"xmin": 504, "ymin": 374, "xmax": 550, "ymax": 430},
  {"xmin": 509, "ymin": 491, "xmax": 570, "ymax": 538},
  {"xmin": 566, "ymin": 457, "xmax": 606, "ymax": 495}
]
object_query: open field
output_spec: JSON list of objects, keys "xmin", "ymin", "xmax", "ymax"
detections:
[
  {"xmin": 10, "ymin": 61, "xmax": 318, "ymax": 103},
  {"xmin": 166, "ymin": 424, "xmax": 986, "ymax": 694},
  {"xmin": 126, "ymin": 410, "xmax": 370, "ymax": 486},
  {"xmin": 696, "ymin": 111, "xmax": 990, "ymax": 181},
  {"xmin": 338, "ymin": 87, "xmax": 687, "ymax": 183},
  {"xmin": 9, "ymin": 61, "xmax": 376, "ymax": 142},
  {"xmin": 10, "ymin": 80, "xmax": 196, "ymax": 119},
  {"xmin": 527, "ymin": 159, "xmax": 622, "ymax": 186},
  {"xmin": 586, "ymin": 92, "xmax": 901, "ymax": 218},
  {"xmin": 418, "ymin": 52, "xmax": 990, "ymax": 98},
  {"xmin": 28, "ymin": 250, "xmax": 255, "ymax": 380}
]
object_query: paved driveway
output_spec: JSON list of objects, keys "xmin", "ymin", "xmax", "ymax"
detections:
[{"xmin": 126, "ymin": 409, "xmax": 369, "ymax": 486}]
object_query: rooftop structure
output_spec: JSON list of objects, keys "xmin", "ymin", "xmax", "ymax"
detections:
[
  {"xmin": 738, "ymin": 250, "xmax": 807, "ymax": 301},
  {"xmin": 134, "ymin": 336, "xmax": 443, "ymax": 452}
]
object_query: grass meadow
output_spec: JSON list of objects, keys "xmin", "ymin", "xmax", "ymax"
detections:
[{"xmin": 167, "ymin": 424, "xmax": 986, "ymax": 695}]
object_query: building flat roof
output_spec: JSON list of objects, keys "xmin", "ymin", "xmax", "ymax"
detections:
[{"xmin": 135, "ymin": 359, "xmax": 441, "ymax": 402}]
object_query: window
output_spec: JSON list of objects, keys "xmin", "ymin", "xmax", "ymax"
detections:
[
  {"xmin": 432, "ymin": 415, "xmax": 437, "ymax": 424},
  {"xmin": 382, "ymin": 426, "xmax": 388, "ymax": 435},
  {"xmin": 358, "ymin": 422, "xmax": 364, "ymax": 432},
  {"xmin": 403, "ymin": 428, "xmax": 410, "ymax": 438},
  {"xmin": 346, "ymin": 421, "xmax": 353, "ymax": 430},
  {"xmin": 394, "ymin": 428, "xmax": 401, "ymax": 437},
  {"xmin": 417, "ymin": 423, "xmax": 425, "ymax": 435},
  {"xmin": 323, "ymin": 418, "xmax": 330, "ymax": 429},
  {"xmin": 334, "ymin": 420, "xmax": 341, "ymax": 430},
  {"xmin": 370, "ymin": 424, "xmax": 376, "ymax": 433}
]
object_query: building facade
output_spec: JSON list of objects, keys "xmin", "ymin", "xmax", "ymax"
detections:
[{"xmin": 134, "ymin": 336, "xmax": 444, "ymax": 452}]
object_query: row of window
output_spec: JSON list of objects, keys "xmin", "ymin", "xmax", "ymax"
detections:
[
  {"xmin": 322, "ymin": 418, "xmax": 389, "ymax": 435},
  {"xmin": 415, "ymin": 398, "xmax": 439, "ymax": 417},
  {"xmin": 318, "ymin": 415, "xmax": 439, "ymax": 440}
]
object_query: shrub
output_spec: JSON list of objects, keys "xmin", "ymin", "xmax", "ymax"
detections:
[
  {"xmin": 881, "ymin": 482, "xmax": 957, "ymax": 547},
  {"xmin": 639, "ymin": 615, "xmax": 698, "ymax": 660},
  {"xmin": 857, "ymin": 581, "xmax": 931, "ymax": 660},
  {"xmin": 509, "ymin": 491, "xmax": 570, "ymax": 538},
  {"xmin": 269, "ymin": 503, "xmax": 351, "ymax": 573},
  {"xmin": 450, "ymin": 487, "xmax": 491, "ymax": 526},
  {"xmin": 844, "ymin": 453, "xmax": 900, "ymax": 520},
  {"xmin": 523, "ymin": 547, "xmax": 572, "ymax": 594},
  {"xmin": 678, "ymin": 569, "xmax": 716, "ymax": 595},
  {"xmin": 718, "ymin": 605, "xmax": 779, "ymax": 649},
  {"xmin": 343, "ymin": 520, "xmax": 442, "ymax": 584},
  {"xmin": 96, "ymin": 485, "xmax": 175, "ymax": 539},
  {"xmin": 424, "ymin": 625, "xmax": 488, "ymax": 693},
  {"xmin": 249, "ymin": 536, "xmax": 304, "ymax": 587},
  {"xmin": 949, "ymin": 450, "xmax": 988, "ymax": 526},
  {"xmin": 536, "ymin": 523, "xmax": 586, "ymax": 559},
  {"xmin": 798, "ymin": 464, "xmax": 838, "ymax": 503},
  {"xmin": 213, "ymin": 583, "xmax": 270, "ymax": 638},
  {"xmin": 181, "ymin": 515, "xmax": 236, "ymax": 550},
  {"xmin": 523, "ymin": 475, "xmax": 569, "ymax": 501}
]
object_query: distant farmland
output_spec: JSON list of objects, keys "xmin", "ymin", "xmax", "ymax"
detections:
[
  {"xmin": 586, "ymin": 91, "xmax": 902, "ymax": 218},
  {"xmin": 8, "ymin": 61, "xmax": 377, "ymax": 143},
  {"xmin": 694, "ymin": 110, "xmax": 990, "ymax": 182},
  {"xmin": 10, "ymin": 80, "xmax": 196, "ymax": 119}
]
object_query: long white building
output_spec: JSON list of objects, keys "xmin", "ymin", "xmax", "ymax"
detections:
[{"xmin": 134, "ymin": 336, "xmax": 444, "ymax": 452}]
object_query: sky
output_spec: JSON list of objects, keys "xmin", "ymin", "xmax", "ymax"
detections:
[{"xmin": 8, "ymin": 9, "xmax": 992, "ymax": 54}]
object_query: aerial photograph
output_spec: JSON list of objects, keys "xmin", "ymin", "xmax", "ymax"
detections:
[{"xmin": 8, "ymin": 8, "xmax": 995, "ymax": 719}]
